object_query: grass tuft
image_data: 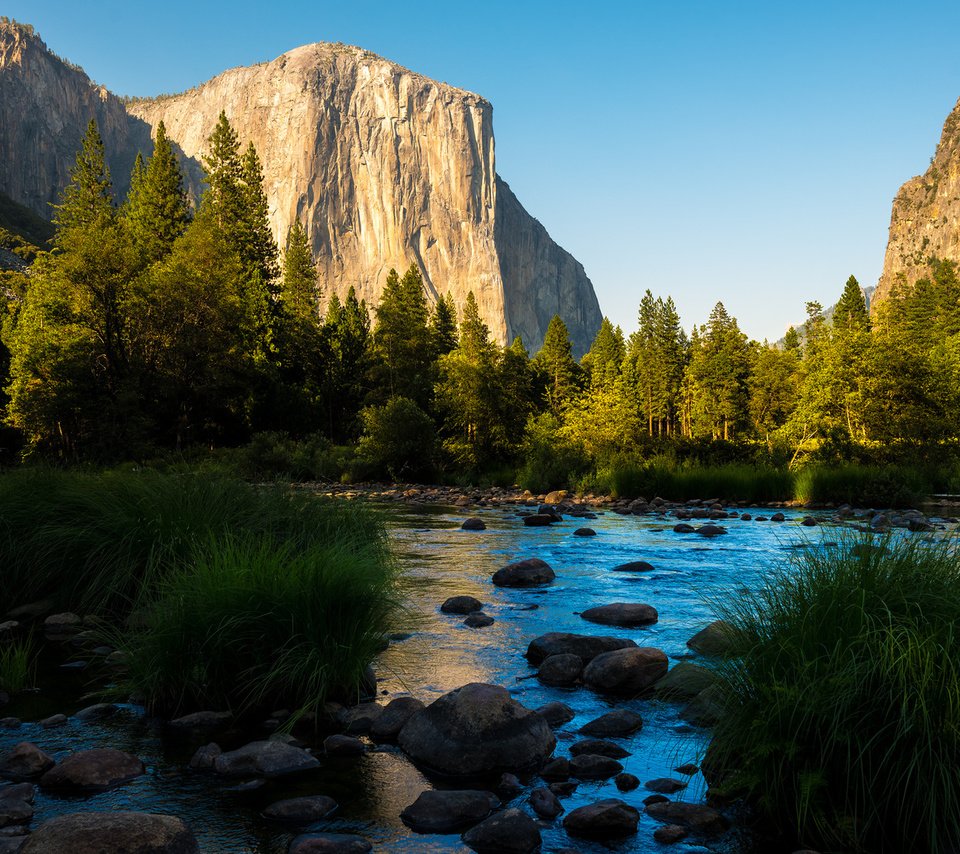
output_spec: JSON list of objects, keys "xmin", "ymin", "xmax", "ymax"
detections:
[{"xmin": 708, "ymin": 534, "xmax": 960, "ymax": 853}]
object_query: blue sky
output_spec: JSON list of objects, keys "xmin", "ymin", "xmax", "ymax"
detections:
[{"xmin": 9, "ymin": 1, "xmax": 960, "ymax": 341}]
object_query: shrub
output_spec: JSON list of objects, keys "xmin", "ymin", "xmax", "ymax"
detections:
[
  {"xmin": 0, "ymin": 636, "xmax": 35, "ymax": 694},
  {"xmin": 708, "ymin": 536, "xmax": 960, "ymax": 853},
  {"xmin": 358, "ymin": 396, "xmax": 436, "ymax": 481},
  {"xmin": 517, "ymin": 413, "xmax": 590, "ymax": 494}
]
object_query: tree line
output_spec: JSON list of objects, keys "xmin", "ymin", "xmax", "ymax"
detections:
[{"xmin": 2, "ymin": 116, "xmax": 958, "ymax": 481}]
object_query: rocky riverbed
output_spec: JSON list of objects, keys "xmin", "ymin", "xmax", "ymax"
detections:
[{"xmin": 0, "ymin": 491, "xmax": 953, "ymax": 852}]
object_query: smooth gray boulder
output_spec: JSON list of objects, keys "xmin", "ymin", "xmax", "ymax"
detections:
[
  {"xmin": 492, "ymin": 558, "xmax": 555, "ymax": 587},
  {"xmin": 214, "ymin": 741, "xmax": 319, "ymax": 778},
  {"xmin": 645, "ymin": 800, "xmax": 728, "ymax": 834},
  {"xmin": 654, "ymin": 662, "xmax": 716, "ymax": 701},
  {"xmin": 0, "ymin": 743, "xmax": 54, "ymax": 781},
  {"xmin": 526, "ymin": 632, "xmax": 636, "ymax": 665},
  {"xmin": 398, "ymin": 683, "xmax": 555, "ymax": 776},
  {"xmin": 687, "ymin": 620, "xmax": 739, "ymax": 656},
  {"xmin": 537, "ymin": 653, "xmax": 582, "ymax": 687},
  {"xmin": 441, "ymin": 596, "xmax": 482, "ymax": 615},
  {"xmin": 582, "ymin": 647, "xmax": 669, "ymax": 695},
  {"xmin": 400, "ymin": 790, "xmax": 498, "ymax": 833},
  {"xmin": 369, "ymin": 696, "xmax": 425, "ymax": 742},
  {"xmin": 22, "ymin": 812, "xmax": 198, "ymax": 853},
  {"xmin": 39, "ymin": 749, "xmax": 143, "ymax": 792},
  {"xmin": 563, "ymin": 798, "xmax": 640, "ymax": 839},
  {"xmin": 461, "ymin": 808, "xmax": 541, "ymax": 853},
  {"xmin": 579, "ymin": 603, "xmax": 658, "ymax": 628},
  {"xmin": 578, "ymin": 710, "xmax": 642, "ymax": 737},
  {"xmin": 288, "ymin": 834, "xmax": 372, "ymax": 854},
  {"xmin": 262, "ymin": 795, "xmax": 338, "ymax": 823}
]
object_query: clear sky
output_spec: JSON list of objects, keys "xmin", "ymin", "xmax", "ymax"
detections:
[{"xmin": 8, "ymin": 1, "xmax": 960, "ymax": 341}]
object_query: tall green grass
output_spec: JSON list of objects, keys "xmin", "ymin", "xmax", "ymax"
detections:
[
  {"xmin": 0, "ymin": 637, "xmax": 35, "ymax": 694},
  {"xmin": 117, "ymin": 533, "xmax": 398, "ymax": 718},
  {"xmin": 793, "ymin": 464, "xmax": 931, "ymax": 507},
  {"xmin": 0, "ymin": 469, "xmax": 385, "ymax": 617},
  {"xmin": 708, "ymin": 535, "xmax": 960, "ymax": 853}
]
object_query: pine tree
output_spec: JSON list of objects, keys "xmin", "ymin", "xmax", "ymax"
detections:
[
  {"xmin": 203, "ymin": 111, "xmax": 244, "ymax": 233},
  {"xmin": 322, "ymin": 286, "xmax": 370, "ymax": 440},
  {"xmin": 53, "ymin": 119, "xmax": 113, "ymax": 237},
  {"xmin": 834, "ymin": 275, "xmax": 869, "ymax": 333},
  {"xmin": 280, "ymin": 218, "xmax": 319, "ymax": 323},
  {"xmin": 582, "ymin": 317, "xmax": 625, "ymax": 388},
  {"xmin": 430, "ymin": 292, "xmax": 458, "ymax": 357},
  {"xmin": 535, "ymin": 314, "xmax": 580, "ymax": 414},
  {"xmin": 239, "ymin": 142, "xmax": 280, "ymax": 285},
  {"xmin": 123, "ymin": 121, "xmax": 189, "ymax": 264}
]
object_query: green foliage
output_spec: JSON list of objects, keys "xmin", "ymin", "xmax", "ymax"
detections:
[
  {"xmin": 232, "ymin": 431, "xmax": 355, "ymax": 482},
  {"xmin": 710, "ymin": 536, "xmax": 960, "ymax": 853},
  {"xmin": 118, "ymin": 530, "xmax": 398, "ymax": 718},
  {"xmin": 0, "ymin": 189, "xmax": 54, "ymax": 257},
  {"xmin": 0, "ymin": 636, "xmax": 35, "ymax": 694},
  {"xmin": 793, "ymin": 464, "xmax": 929, "ymax": 507},
  {"xmin": 534, "ymin": 314, "xmax": 581, "ymax": 414},
  {"xmin": 516, "ymin": 412, "xmax": 590, "ymax": 493},
  {"xmin": 358, "ymin": 396, "xmax": 436, "ymax": 480}
]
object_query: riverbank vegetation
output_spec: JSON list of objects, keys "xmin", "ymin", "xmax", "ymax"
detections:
[
  {"xmin": 0, "ymin": 469, "xmax": 399, "ymax": 718},
  {"xmin": 708, "ymin": 536, "xmax": 960, "ymax": 853},
  {"xmin": 3, "ymin": 118, "xmax": 960, "ymax": 507}
]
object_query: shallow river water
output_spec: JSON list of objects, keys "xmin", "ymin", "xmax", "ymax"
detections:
[{"xmin": 2, "ymin": 501, "xmax": 937, "ymax": 853}]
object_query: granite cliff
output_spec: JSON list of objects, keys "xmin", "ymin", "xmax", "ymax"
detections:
[
  {"xmin": 0, "ymin": 21, "xmax": 601, "ymax": 354},
  {"xmin": 876, "ymin": 97, "xmax": 960, "ymax": 303}
]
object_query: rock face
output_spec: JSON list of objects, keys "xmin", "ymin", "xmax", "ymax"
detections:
[
  {"xmin": 22, "ymin": 812, "xmax": 198, "ymax": 854},
  {"xmin": 0, "ymin": 21, "xmax": 602, "ymax": 355},
  {"xmin": 876, "ymin": 97, "xmax": 960, "ymax": 304}
]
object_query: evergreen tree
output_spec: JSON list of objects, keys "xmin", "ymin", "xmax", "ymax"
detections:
[
  {"xmin": 834, "ymin": 275, "xmax": 869, "ymax": 332},
  {"xmin": 280, "ymin": 218, "xmax": 319, "ymax": 323},
  {"xmin": 534, "ymin": 314, "xmax": 580, "ymax": 414},
  {"xmin": 53, "ymin": 119, "xmax": 113, "ymax": 237},
  {"xmin": 203, "ymin": 111, "xmax": 244, "ymax": 233},
  {"xmin": 430, "ymin": 292, "xmax": 459, "ymax": 357},
  {"xmin": 123, "ymin": 121, "xmax": 189, "ymax": 264},
  {"xmin": 582, "ymin": 317, "xmax": 625, "ymax": 388},
  {"xmin": 321, "ymin": 287, "xmax": 370, "ymax": 440},
  {"xmin": 239, "ymin": 142, "xmax": 280, "ymax": 285}
]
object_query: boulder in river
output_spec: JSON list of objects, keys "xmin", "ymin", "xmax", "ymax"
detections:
[
  {"xmin": 370, "ymin": 697, "xmax": 425, "ymax": 742},
  {"xmin": 263, "ymin": 795, "xmax": 338, "ymax": 823},
  {"xmin": 573, "ymin": 528, "xmax": 596, "ymax": 537},
  {"xmin": 582, "ymin": 647, "xmax": 668, "ymax": 695},
  {"xmin": 400, "ymin": 789, "xmax": 498, "ymax": 833},
  {"xmin": 645, "ymin": 800, "xmax": 728, "ymax": 834},
  {"xmin": 535, "ymin": 701, "xmax": 575, "ymax": 727},
  {"xmin": 687, "ymin": 620, "xmax": 738, "ymax": 657},
  {"xmin": 398, "ymin": 683, "xmax": 556, "ymax": 776},
  {"xmin": 39, "ymin": 748, "xmax": 144, "ymax": 793},
  {"xmin": 653, "ymin": 662, "xmax": 716, "ymax": 701},
  {"xmin": 610, "ymin": 560, "xmax": 655, "ymax": 572},
  {"xmin": 563, "ymin": 798, "xmax": 640, "ymax": 839},
  {"xmin": 492, "ymin": 558, "xmax": 555, "ymax": 587},
  {"xmin": 214, "ymin": 741, "xmax": 319, "ymax": 778},
  {"xmin": 461, "ymin": 518, "xmax": 486, "ymax": 531},
  {"xmin": 0, "ymin": 782, "xmax": 34, "ymax": 828},
  {"xmin": 461, "ymin": 808, "xmax": 541, "ymax": 854},
  {"xmin": 529, "ymin": 786, "xmax": 563, "ymax": 819},
  {"xmin": 578, "ymin": 710, "xmax": 643, "ymax": 738},
  {"xmin": 441, "ymin": 596, "xmax": 483, "ymax": 615},
  {"xmin": 0, "ymin": 743, "xmax": 55, "ymax": 781},
  {"xmin": 537, "ymin": 653, "xmax": 583, "ymax": 687},
  {"xmin": 21, "ymin": 812, "xmax": 198, "ymax": 853},
  {"xmin": 569, "ymin": 754, "xmax": 623, "ymax": 780},
  {"xmin": 579, "ymin": 603, "xmax": 658, "ymax": 628},
  {"xmin": 522, "ymin": 514, "xmax": 557, "ymax": 527},
  {"xmin": 464, "ymin": 613, "xmax": 495, "ymax": 628},
  {"xmin": 526, "ymin": 632, "xmax": 636, "ymax": 665},
  {"xmin": 569, "ymin": 739, "xmax": 630, "ymax": 759},
  {"xmin": 288, "ymin": 833, "xmax": 372, "ymax": 854}
]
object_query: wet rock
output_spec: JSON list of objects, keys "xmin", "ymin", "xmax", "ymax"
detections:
[
  {"xmin": 5, "ymin": 602, "xmax": 53, "ymax": 623},
  {"xmin": 672, "ymin": 524, "xmax": 696, "ymax": 534},
  {"xmin": 40, "ymin": 749, "xmax": 144, "ymax": 792},
  {"xmin": 582, "ymin": 647, "xmax": 668, "ymax": 695},
  {"xmin": 0, "ymin": 744, "xmax": 54, "ymax": 782},
  {"xmin": 579, "ymin": 603, "xmax": 658, "ymax": 628},
  {"xmin": 646, "ymin": 800, "xmax": 728, "ymax": 834},
  {"xmin": 288, "ymin": 833, "xmax": 372, "ymax": 854},
  {"xmin": 529, "ymin": 786, "xmax": 563, "ymax": 819},
  {"xmin": 369, "ymin": 697, "xmax": 424, "ymax": 742},
  {"xmin": 675, "ymin": 763, "xmax": 699, "ymax": 775},
  {"xmin": 337, "ymin": 702, "xmax": 382, "ymax": 734},
  {"xmin": 570, "ymin": 739, "xmax": 630, "ymax": 759},
  {"xmin": 770, "ymin": 512, "xmax": 786, "ymax": 522},
  {"xmin": 644, "ymin": 794, "xmax": 669, "ymax": 806},
  {"xmin": 42, "ymin": 613, "xmax": 81, "ymax": 637},
  {"xmin": 544, "ymin": 491, "xmax": 567, "ymax": 505},
  {"xmin": 654, "ymin": 662, "xmax": 716, "ymax": 701},
  {"xmin": 263, "ymin": 795, "xmax": 338, "ymax": 823},
  {"xmin": 523, "ymin": 514, "xmax": 556, "ymax": 527},
  {"xmin": 497, "ymin": 773, "xmax": 523, "ymax": 799},
  {"xmin": 38, "ymin": 715, "xmax": 66, "ymax": 729},
  {"xmin": 464, "ymin": 613, "xmax": 495, "ymax": 628},
  {"xmin": 573, "ymin": 528, "xmax": 596, "ymax": 537},
  {"xmin": 686, "ymin": 620, "xmax": 738, "ymax": 657},
  {"xmin": 680, "ymin": 684, "xmax": 724, "ymax": 727},
  {"xmin": 398, "ymin": 683, "xmax": 556, "ymax": 776},
  {"xmin": 462, "ymin": 808, "xmax": 541, "ymax": 853},
  {"xmin": 441, "ymin": 596, "xmax": 483, "ymax": 615},
  {"xmin": 526, "ymin": 632, "xmax": 636, "ymax": 665},
  {"xmin": 615, "ymin": 773, "xmax": 639, "ymax": 792},
  {"xmin": 539, "ymin": 757, "xmax": 570, "ymax": 781},
  {"xmin": 400, "ymin": 789, "xmax": 498, "ymax": 833},
  {"xmin": 322, "ymin": 735, "xmax": 364, "ymax": 757},
  {"xmin": 654, "ymin": 824, "xmax": 689, "ymax": 844},
  {"xmin": 578, "ymin": 710, "xmax": 643, "ymax": 737},
  {"xmin": 535, "ymin": 701, "xmax": 575, "ymax": 727},
  {"xmin": 0, "ymin": 720, "xmax": 18, "ymax": 730},
  {"xmin": 549, "ymin": 781, "xmax": 578, "ymax": 797},
  {"xmin": 740, "ymin": 513, "xmax": 752, "ymax": 520},
  {"xmin": 73, "ymin": 703, "xmax": 118, "ymax": 722},
  {"xmin": 222, "ymin": 779, "xmax": 266, "ymax": 795},
  {"xmin": 537, "ymin": 653, "xmax": 582, "ymax": 687},
  {"xmin": 21, "ymin": 812, "xmax": 198, "ymax": 853},
  {"xmin": 188, "ymin": 743, "xmax": 221, "ymax": 771},
  {"xmin": 461, "ymin": 518, "xmax": 486, "ymax": 531},
  {"xmin": 492, "ymin": 558, "xmax": 555, "ymax": 587},
  {"xmin": 645, "ymin": 777, "xmax": 687, "ymax": 794},
  {"xmin": 563, "ymin": 798, "xmax": 640, "ymax": 839},
  {"xmin": 214, "ymin": 741, "xmax": 320, "ymax": 779},
  {"xmin": 0, "ymin": 623, "xmax": 19, "ymax": 640},
  {"xmin": 0, "ymin": 783, "xmax": 34, "ymax": 828},
  {"xmin": 610, "ymin": 560, "xmax": 655, "ymax": 573},
  {"xmin": 801, "ymin": 516, "xmax": 818, "ymax": 527},
  {"xmin": 168, "ymin": 710, "xmax": 233, "ymax": 731},
  {"xmin": 695, "ymin": 524, "xmax": 727, "ymax": 537},
  {"xmin": 569, "ymin": 754, "xmax": 623, "ymax": 780}
]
